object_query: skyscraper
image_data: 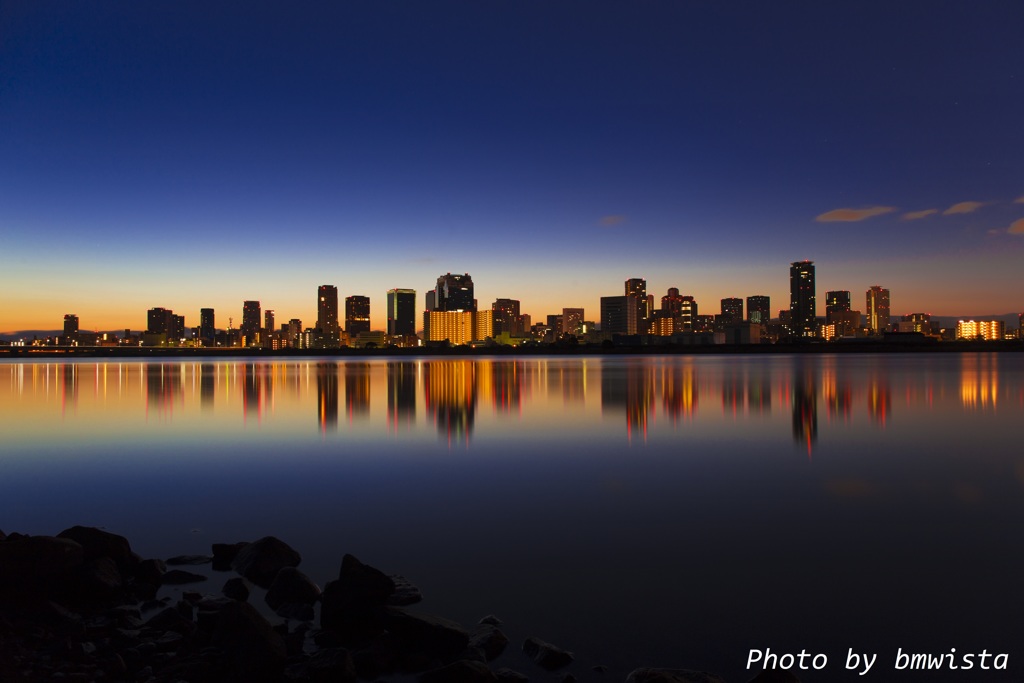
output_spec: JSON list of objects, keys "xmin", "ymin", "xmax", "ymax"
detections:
[
  {"xmin": 346, "ymin": 296, "xmax": 371, "ymax": 335},
  {"xmin": 562, "ymin": 308, "xmax": 584, "ymax": 336},
  {"xmin": 387, "ymin": 289, "xmax": 416, "ymax": 336},
  {"xmin": 866, "ymin": 286, "xmax": 890, "ymax": 334},
  {"xmin": 492, "ymin": 298, "xmax": 522, "ymax": 336},
  {"xmin": 241, "ymin": 301, "xmax": 261, "ymax": 346},
  {"xmin": 601, "ymin": 296, "xmax": 639, "ymax": 335},
  {"xmin": 200, "ymin": 308, "xmax": 215, "ymax": 345},
  {"xmin": 264, "ymin": 310, "xmax": 275, "ymax": 337},
  {"xmin": 789, "ymin": 261, "xmax": 816, "ymax": 337},
  {"xmin": 825, "ymin": 291, "xmax": 851, "ymax": 323},
  {"xmin": 435, "ymin": 273, "xmax": 475, "ymax": 312},
  {"xmin": 679, "ymin": 296, "xmax": 698, "ymax": 331},
  {"xmin": 317, "ymin": 285, "xmax": 340, "ymax": 347},
  {"xmin": 720, "ymin": 298, "xmax": 743, "ymax": 325},
  {"xmin": 625, "ymin": 278, "xmax": 648, "ymax": 323},
  {"xmin": 746, "ymin": 295, "xmax": 770, "ymax": 325},
  {"xmin": 147, "ymin": 307, "xmax": 173, "ymax": 335}
]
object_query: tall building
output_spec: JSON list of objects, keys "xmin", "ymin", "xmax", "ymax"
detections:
[
  {"xmin": 746, "ymin": 295, "xmax": 770, "ymax": 325},
  {"xmin": 720, "ymin": 298, "xmax": 743, "ymax": 325},
  {"xmin": 492, "ymin": 299, "xmax": 522, "ymax": 336},
  {"xmin": 679, "ymin": 296, "xmax": 698, "ymax": 331},
  {"xmin": 387, "ymin": 289, "xmax": 416, "ymax": 336},
  {"xmin": 264, "ymin": 310, "xmax": 275, "ymax": 337},
  {"xmin": 866, "ymin": 286, "xmax": 890, "ymax": 334},
  {"xmin": 562, "ymin": 308, "xmax": 585, "ymax": 336},
  {"xmin": 346, "ymin": 296, "xmax": 371, "ymax": 335},
  {"xmin": 425, "ymin": 310, "xmax": 476, "ymax": 345},
  {"xmin": 200, "ymin": 308, "xmax": 215, "ymax": 344},
  {"xmin": 63, "ymin": 314, "xmax": 79, "ymax": 336},
  {"xmin": 241, "ymin": 301, "xmax": 261, "ymax": 346},
  {"xmin": 825, "ymin": 291, "xmax": 851, "ymax": 323},
  {"xmin": 789, "ymin": 261, "xmax": 816, "ymax": 337},
  {"xmin": 172, "ymin": 315, "xmax": 185, "ymax": 340},
  {"xmin": 147, "ymin": 307, "xmax": 174, "ymax": 335},
  {"xmin": 435, "ymin": 273, "xmax": 475, "ymax": 312},
  {"xmin": 601, "ymin": 296, "xmax": 639, "ymax": 335},
  {"xmin": 317, "ymin": 285, "xmax": 340, "ymax": 346},
  {"xmin": 625, "ymin": 278, "xmax": 649, "ymax": 323}
]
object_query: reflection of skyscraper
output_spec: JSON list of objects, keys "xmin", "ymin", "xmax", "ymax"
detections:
[
  {"xmin": 387, "ymin": 362, "xmax": 417, "ymax": 431},
  {"xmin": 867, "ymin": 373, "xmax": 891, "ymax": 425},
  {"xmin": 200, "ymin": 363, "xmax": 215, "ymax": 407},
  {"xmin": 387, "ymin": 289, "xmax": 416, "ymax": 336},
  {"xmin": 489, "ymin": 361, "xmax": 522, "ymax": 412},
  {"xmin": 346, "ymin": 296, "xmax": 371, "ymax": 336},
  {"xmin": 789, "ymin": 261, "xmax": 816, "ymax": 337},
  {"xmin": 662, "ymin": 364, "xmax": 698, "ymax": 420},
  {"xmin": 317, "ymin": 285, "xmax": 340, "ymax": 347},
  {"xmin": 316, "ymin": 364, "xmax": 339, "ymax": 432},
  {"xmin": 424, "ymin": 360, "xmax": 477, "ymax": 443},
  {"xmin": 241, "ymin": 301, "xmax": 261, "ymax": 346},
  {"xmin": 601, "ymin": 361, "xmax": 655, "ymax": 442},
  {"xmin": 746, "ymin": 296, "xmax": 770, "ymax": 325},
  {"xmin": 866, "ymin": 286, "xmax": 890, "ymax": 335},
  {"xmin": 791, "ymin": 364, "xmax": 817, "ymax": 455},
  {"xmin": 435, "ymin": 273, "xmax": 475, "ymax": 312},
  {"xmin": 345, "ymin": 364, "xmax": 371, "ymax": 418}
]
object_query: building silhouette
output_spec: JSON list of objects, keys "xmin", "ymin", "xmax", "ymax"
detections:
[
  {"xmin": 345, "ymin": 296, "xmax": 371, "ymax": 335},
  {"xmin": 435, "ymin": 273, "xmax": 475, "ymax": 312},
  {"xmin": 317, "ymin": 285, "xmax": 340, "ymax": 347},
  {"xmin": 719, "ymin": 298, "xmax": 743, "ymax": 327},
  {"xmin": 746, "ymin": 295, "xmax": 770, "ymax": 325},
  {"xmin": 200, "ymin": 308, "xmax": 215, "ymax": 345},
  {"xmin": 241, "ymin": 301, "xmax": 261, "ymax": 346},
  {"xmin": 562, "ymin": 308, "xmax": 584, "ymax": 336},
  {"xmin": 825, "ymin": 291, "xmax": 851, "ymax": 321},
  {"xmin": 601, "ymin": 296, "xmax": 639, "ymax": 335},
  {"xmin": 387, "ymin": 289, "xmax": 416, "ymax": 336},
  {"xmin": 492, "ymin": 298, "xmax": 522, "ymax": 336},
  {"xmin": 147, "ymin": 307, "xmax": 174, "ymax": 335},
  {"xmin": 789, "ymin": 261, "xmax": 816, "ymax": 337},
  {"xmin": 625, "ymin": 278, "xmax": 648, "ymax": 325},
  {"xmin": 866, "ymin": 286, "xmax": 890, "ymax": 335}
]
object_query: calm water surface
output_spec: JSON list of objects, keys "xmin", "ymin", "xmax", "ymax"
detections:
[{"xmin": 2, "ymin": 354, "xmax": 1022, "ymax": 681}]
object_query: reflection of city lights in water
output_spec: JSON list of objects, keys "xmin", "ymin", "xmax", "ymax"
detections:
[{"xmin": 960, "ymin": 354, "xmax": 999, "ymax": 410}]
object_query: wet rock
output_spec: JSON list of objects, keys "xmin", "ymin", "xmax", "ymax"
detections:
[
  {"xmin": 320, "ymin": 555, "xmax": 396, "ymax": 637},
  {"xmin": 275, "ymin": 602, "xmax": 315, "ymax": 621},
  {"xmin": 266, "ymin": 567, "xmax": 321, "ymax": 611},
  {"xmin": 223, "ymin": 577, "xmax": 250, "ymax": 601},
  {"xmin": 160, "ymin": 569, "xmax": 208, "ymax": 585},
  {"xmin": 384, "ymin": 607, "xmax": 471, "ymax": 671},
  {"xmin": 419, "ymin": 658, "xmax": 499, "ymax": 683},
  {"xmin": 625, "ymin": 669, "xmax": 727, "ymax": 683},
  {"xmin": 78, "ymin": 556, "xmax": 124, "ymax": 601},
  {"xmin": 133, "ymin": 558, "xmax": 166, "ymax": 586},
  {"xmin": 212, "ymin": 541, "xmax": 249, "ymax": 570},
  {"xmin": 389, "ymin": 573, "xmax": 423, "ymax": 606},
  {"xmin": 56, "ymin": 526, "xmax": 135, "ymax": 573},
  {"xmin": 209, "ymin": 600, "xmax": 288, "ymax": 683},
  {"xmin": 495, "ymin": 668, "xmax": 530, "ymax": 682},
  {"xmin": 470, "ymin": 623, "xmax": 509, "ymax": 662},
  {"xmin": 479, "ymin": 614, "xmax": 503, "ymax": 626},
  {"xmin": 523, "ymin": 636, "xmax": 573, "ymax": 670},
  {"xmin": 145, "ymin": 606, "xmax": 196, "ymax": 636},
  {"xmin": 305, "ymin": 646, "xmax": 357, "ymax": 682},
  {"xmin": 0, "ymin": 535, "xmax": 84, "ymax": 589},
  {"xmin": 230, "ymin": 537, "xmax": 301, "ymax": 588}
]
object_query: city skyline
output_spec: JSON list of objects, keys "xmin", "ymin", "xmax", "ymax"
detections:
[{"xmin": 3, "ymin": 2, "xmax": 1023, "ymax": 333}]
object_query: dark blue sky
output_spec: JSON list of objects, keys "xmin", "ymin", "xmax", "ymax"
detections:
[{"xmin": 3, "ymin": 1, "xmax": 1023, "ymax": 330}]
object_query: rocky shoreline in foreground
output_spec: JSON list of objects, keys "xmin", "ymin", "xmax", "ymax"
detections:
[{"xmin": 0, "ymin": 527, "xmax": 798, "ymax": 683}]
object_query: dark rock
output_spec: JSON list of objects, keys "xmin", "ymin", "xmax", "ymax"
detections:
[
  {"xmin": 212, "ymin": 541, "xmax": 249, "ymax": 570},
  {"xmin": 419, "ymin": 658, "xmax": 499, "ymax": 683},
  {"xmin": 561, "ymin": 675, "xmax": 577, "ymax": 683},
  {"xmin": 275, "ymin": 602, "xmax": 315, "ymax": 621},
  {"xmin": 593, "ymin": 664, "xmax": 610, "ymax": 673},
  {"xmin": 223, "ymin": 577, "xmax": 250, "ymax": 601},
  {"xmin": 230, "ymin": 537, "xmax": 301, "ymax": 588},
  {"xmin": 305, "ymin": 646, "xmax": 357, "ymax": 683},
  {"xmin": 748, "ymin": 673, "xmax": 802, "ymax": 683},
  {"xmin": 56, "ymin": 526, "xmax": 135, "ymax": 572},
  {"xmin": 209, "ymin": 600, "xmax": 288, "ymax": 682},
  {"xmin": 388, "ymin": 573, "xmax": 423, "ymax": 606},
  {"xmin": 522, "ymin": 636, "xmax": 573, "ymax": 670},
  {"xmin": 0, "ymin": 535, "xmax": 84, "ymax": 590},
  {"xmin": 266, "ymin": 567, "xmax": 321, "ymax": 611},
  {"xmin": 478, "ymin": 614, "xmax": 503, "ymax": 626},
  {"xmin": 384, "ymin": 607, "xmax": 471, "ymax": 671},
  {"xmin": 77, "ymin": 556, "xmax": 123, "ymax": 599},
  {"xmin": 321, "ymin": 555, "xmax": 397, "ymax": 637},
  {"xmin": 161, "ymin": 569, "xmax": 208, "ymax": 585},
  {"xmin": 470, "ymin": 624, "xmax": 509, "ymax": 662},
  {"xmin": 166, "ymin": 554, "xmax": 213, "ymax": 566},
  {"xmin": 335, "ymin": 554, "xmax": 396, "ymax": 607},
  {"xmin": 145, "ymin": 606, "xmax": 196, "ymax": 636},
  {"xmin": 133, "ymin": 558, "xmax": 166, "ymax": 586},
  {"xmin": 495, "ymin": 668, "xmax": 530, "ymax": 682},
  {"xmin": 625, "ymin": 669, "xmax": 728, "ymax": 683}
]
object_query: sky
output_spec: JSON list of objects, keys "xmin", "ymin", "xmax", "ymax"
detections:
[{"xmin": 2, "ymin": 1, "xmax": 1023, "ymax": 334}]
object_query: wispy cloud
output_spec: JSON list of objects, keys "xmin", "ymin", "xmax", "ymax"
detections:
[
  {"xmin": 902, "ymin": 209, "xmax": 938, "ymax": 221},
  {"xmin": 815, "ymin": 206, "xmax": 896, "ymax": 223},
  {"xmin": 943, "ymin": 201, "xmax": 988, "ymax": 215},
  {"xmin": 1008, "ymin": 218, "xmax": 1024, "ymax": 235},
  {"xmin": 600, "ymin": 214, "xmax": 626, "ymax": 227}
]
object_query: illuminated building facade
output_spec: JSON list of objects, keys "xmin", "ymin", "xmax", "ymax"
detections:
[
  {"xmin": 346, "ymin": 295, "xmax": 371, "ymax": 335},
  {"xmin": 317, "ymin": 285, "xmax": 340, "ymax": 346},
  {"xmin": 562, "ymin": 308, "xmax": 584, "ymax": 336},
  {"xmin": 789, "ymin": 260, "xmax": 816, "ymax": 337},
  {"xmin": 866, "ymin": 286, "xmax": 890, "ymax": 335},
  {"xmin": 956, "ymin": 320, "xmax": 1004, "ymax": 341},
  {"xmin": 425, "ymin": 310, "xmax": 476, "ymax": 345},
  {"xmin": 625, "ymin": 278, "xmax": 649, "ymax": 324},
  {"xmin": 746, "ymin": 295, "xmax": 770, "ymax": 325},
  {"xmin": 680, "ymin": 296, "xmax": 698, "ymax": 331},
  {"xmin": 475, "ymin": 310, "xmax": 494, "ymax": 340}
]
